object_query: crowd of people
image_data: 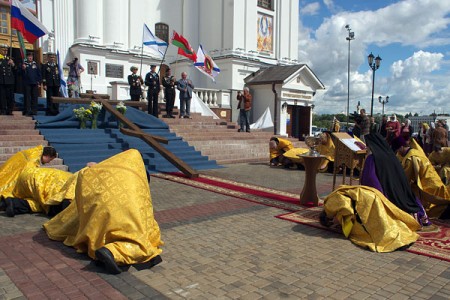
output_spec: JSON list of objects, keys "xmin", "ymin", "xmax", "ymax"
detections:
[
  {"xmin": 265, "ymin": 106, "xmax": 449, "ymax": 252},
  {"xmin": 0, "ymin": 46, "xmax": 86, "ymax": 117},
  {"xmin": 127, "ymin": 65, "xmax": 195, "ymax": 119},
  {"xmin": 318, "ymin": 115, "xmax": 449, "ymax": 252},
  {"xmin": 0, "ymin": 146, "xmax": 163, "ymax": 275}
]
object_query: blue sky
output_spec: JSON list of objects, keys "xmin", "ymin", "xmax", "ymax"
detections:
[{"xmin": 298, "ymin": 0, "xmax": 450, "ymax": 116}]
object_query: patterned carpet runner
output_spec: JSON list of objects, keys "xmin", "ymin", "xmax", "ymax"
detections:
[{"xmin": 277, "ymin": 208, "xmax": 450, "ymax": 263}]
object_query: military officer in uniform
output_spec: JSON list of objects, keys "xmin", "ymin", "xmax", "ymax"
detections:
[
  {"xmin": 41, "ymin": 52, "xmax": 60, "ymax": 115},
  {"xmin": 128, "ymin": 66, "xmax": 143, "ymax": 101},
  {"xmin": 0, "ymin": 44, "xmax": 15, "ymax": 115},
  {"xmin": 162, "ymin": 67, "xmax": 176, "ymax": 118},
  {"xmin": 21, "ymin": 52, "xmax": 41, "ymax": 116},
  {"xmin": 144, "ymin": 64, "xmax": 160, "ymax": 117}
]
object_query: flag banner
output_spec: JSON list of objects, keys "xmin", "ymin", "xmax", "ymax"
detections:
[
  {"xmin": 11, "ymin": 0, "xmax": 48, "ymax": 43},
  {"xmin": 194, "ymin": 45, "xmax": 220, "ymax": 82},
  {"xmin": 171, "ymin": 30, "xmax": 197, "ymax": 62},
  {"xmin": 57, "ymin": 50, "xmax": 68, "ymax": 98},
  {"xmin": 142, "ymin": 24, "xmax": 168, "ymax": 58},
  {"xmin": 16, "ymin": 30, "xmax": 26, "ymax": 60}
]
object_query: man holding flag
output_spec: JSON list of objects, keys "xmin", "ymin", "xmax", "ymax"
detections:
[
  {"xmin": 0, "ymin": 44, "xmax": 15, "ymax": 115},
  {"xmin": 41, "ymin": 53, "xmax": 61, "ymax": 115},
  {"xmin": 144, "ymin": 64, "xmax": 160, "ymax": 117},
  {"xmin": 141, "ymin": 24, "xmax": 168, "ymax": 117}
]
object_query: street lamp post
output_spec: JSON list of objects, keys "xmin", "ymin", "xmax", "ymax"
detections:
[
  {"xmin": 378, "ymin": 96, "xmax": 389, "ymax": 116},
  {"xmin": 368, "ymin": 52, "xmax": 381, "ymax": 117},
  {"xmin": 345, "ymin": 25, "xmax": 355, "ymax": 127}
]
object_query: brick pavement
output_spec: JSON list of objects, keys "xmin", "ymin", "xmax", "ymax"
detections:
[{"xmin": 1, "ymin": 163, "xmax": 450, "ymax": 299}]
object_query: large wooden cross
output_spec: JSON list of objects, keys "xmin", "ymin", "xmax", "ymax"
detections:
[{"xmin": 51, "ymin": 97, "xmax": 199, "ymax": 178}]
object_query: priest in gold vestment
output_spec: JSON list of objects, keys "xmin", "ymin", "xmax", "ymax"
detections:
[
  {"xmin": 10, "ymin": 167, "xmax": 74, "ymax": 215},
  {"xmin": 392, "ymin": 136, "xmax": 450, "ymax": 218},
  {"xmin": 0, "ymin": 146, "xmax": 57, "ymax": 199},
  {"xmin": 322, "ymin": 185, "xmax": 420, "ymax": 252},
  {"xmin": 43, "ymin": 149, "xmax": 163, "ymax": 274}
]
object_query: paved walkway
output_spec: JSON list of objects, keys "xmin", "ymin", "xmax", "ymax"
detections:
[{"xmin": 1, "ymin": 163, "xmax": 450, "ymax": 299}]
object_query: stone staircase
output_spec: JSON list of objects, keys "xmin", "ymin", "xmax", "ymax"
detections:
[
  {"xmin": 160, "ymin": 112, "xmax": 305, "ymax": 164},
  {"xmin": 0, "ymin": 112, "xmax": 68, "ymax": 170}
]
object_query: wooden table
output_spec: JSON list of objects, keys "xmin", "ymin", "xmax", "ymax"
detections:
[{"xmin": 299, "ymin": 154, "xmax": 325, "ymax": 206}]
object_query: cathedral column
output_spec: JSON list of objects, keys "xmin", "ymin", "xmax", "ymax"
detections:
[
  {"xmin": 74, "ymin": 0, "xmax": 103, "ymax": 44},
  {"xmin": 103, "ymin": 0, "xmax": 129, "ymax": 49}
]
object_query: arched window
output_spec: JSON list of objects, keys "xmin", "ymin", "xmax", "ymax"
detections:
[{"xmin": 155, "ymin": 23, "xmax": 169, "ymax": 44}]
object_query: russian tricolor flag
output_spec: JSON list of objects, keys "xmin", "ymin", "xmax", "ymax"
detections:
[{"xmin": 11, "ymin": 0, "xmax": 48, "ymax": 44}]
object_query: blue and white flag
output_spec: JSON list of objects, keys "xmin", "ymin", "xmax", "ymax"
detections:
[
  {"xmin": 194, "ymin": 45, "xmax": 220, "ymax": 82},
  {"xmin": 142, "ymin": 24, "xmax": 168, "ymax": 58},
  {"xmin": 57, "ymin": 50, "xmax": 68, "ymax": 98}
]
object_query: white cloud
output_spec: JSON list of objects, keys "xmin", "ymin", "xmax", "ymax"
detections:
[
  {"xmin": 299, "ymin": 0, "xmax": 450, "ymax": 115},
  {"xmin": 391, "ymin": 51, "xmax": 443, "ymax": 78},
  {"xmin": 300, "ymin": 2, "xmax": 320, "ymax": 16}
]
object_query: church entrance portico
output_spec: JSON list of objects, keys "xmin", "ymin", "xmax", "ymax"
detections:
[{"xmin": 244, "ymin": 64, "xmax": 325, "ymax": 139}]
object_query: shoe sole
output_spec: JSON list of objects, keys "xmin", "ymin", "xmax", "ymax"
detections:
[{"xmin": 95, "ymin": 248, "xmax": 122, "ymax": 274}]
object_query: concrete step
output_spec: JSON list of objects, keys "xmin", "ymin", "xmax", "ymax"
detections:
[
  {"xmin": 216, "ymin": 157, "xmax": 268, "ymax": 165},
  {"xmin": 0, "ymin": 135, "xmax": 45, "ymax": 141},
  {"xmin": 0, "ymin": 129, "xmax": 41, "ymax": 135},
  {"xmin": 0, "ymin": 114, "xmax": 33, "ymax": 121},
  {"xmin": 0, "ymin": 140, "xmax": 48, "ymax": 147},
  {"xmin": 0, "ymin": 123, "xmax": 36, "ymax": 130}
]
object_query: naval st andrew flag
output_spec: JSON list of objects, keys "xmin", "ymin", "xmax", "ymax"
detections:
[
  {"xmin": 194, "ymin": 45, "xmax": 220, "ymax": 82},
  {"xmin": 142, "ymin": 24, "xmax": 168, "ymax": 58},
  {"xmin": 11, "ymin": 0, "xmax": 48, "ymax": 43},
  {"xmin": 171, "ymin": 31, "xmax": 197, "ymax": 62}
]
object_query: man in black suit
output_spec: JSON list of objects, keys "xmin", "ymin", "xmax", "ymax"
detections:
[
  {"xmin": 0, "ymin": 45, "xmax": 15, "ymax": 115},
  {"xmin": 41, "ymin": 52, "xmax": 60, "ymax": 115},
  {"xmin": 21, "ymin": 52, "xmax": 41, "ymax": 116},
  {"xmin": 162, "ymin": 68, "xmax": 176, "ymax": 118},
  {"xmin": 145, "ymin": 65, "xmax": 160, "ymax": 117}
]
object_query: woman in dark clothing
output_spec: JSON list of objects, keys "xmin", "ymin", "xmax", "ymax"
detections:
[{"xmin": 361, "ymin": 133, "xmax": 431, "ymax": 226}]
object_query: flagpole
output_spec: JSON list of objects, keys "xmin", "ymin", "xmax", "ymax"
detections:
[
  {"xmin": 9, "ymin": 2, "xmax": 13, "ymax": 58},
  {"xmin": 157, "ymin": 46, "xmax": 168, "ymax": 76},
  {"xmin": 139, "ymin": 25, "xmax": 144, "ymax": 78},
  {"xmin": 174, "ymin": 54, "xmax": 179, "ymax": 78}
]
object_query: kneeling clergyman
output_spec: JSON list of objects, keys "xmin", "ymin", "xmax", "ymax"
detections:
[{"xmin": 43, "ymin": 149, "xmax": 163, "ymax": 274}]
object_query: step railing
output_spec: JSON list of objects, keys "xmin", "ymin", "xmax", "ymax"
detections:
[{"xmin": 51, "ymin": 97, "xmax": 199, "ymax": 178}]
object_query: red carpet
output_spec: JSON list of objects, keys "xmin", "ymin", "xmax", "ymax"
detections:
[
  {"xmin": 276, "ymin": 208, "xmax": 450, "ymax": 262},
  {"xmin": 152, "ymin": 172, "xmax": 305, "ymax": 211}
]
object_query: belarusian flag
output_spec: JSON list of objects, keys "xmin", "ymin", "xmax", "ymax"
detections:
[{"xmin": 171, "ymin": 30, "xmax": 197, "ymax": 62}]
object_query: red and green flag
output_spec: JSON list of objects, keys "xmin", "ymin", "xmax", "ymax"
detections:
[
  {"xmin": 17, "ymin": 30, "xmax": 27, "ymax": 60},
  {"xmin": 171, "ymin": 30, "xmax": 197, "ymax": 62}
]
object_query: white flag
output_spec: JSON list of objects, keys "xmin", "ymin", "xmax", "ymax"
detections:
[
  {"xmin": 194, "ymin": 45, "xmax": 220, "ymax": 82},
  {"xmin": 142, "ymin": 24, "xmax": 168, "ymax": 58}
]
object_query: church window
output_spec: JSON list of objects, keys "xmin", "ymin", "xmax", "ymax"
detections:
[
  {"xmin": 0, "ymin": 6, "xmax": 8, "ymax": 34},
  {"xmin": 155, "ymin": 23, "xmax": 169, "ymax": 44},
  {"xmin": 258, "ymin": 0, "xmax": 273, "ymax": 10}
]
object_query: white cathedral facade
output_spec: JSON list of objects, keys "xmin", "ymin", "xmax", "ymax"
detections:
[{"xmin": 35, "ymin": 0, "xmax": 323, "ymax": 137}]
